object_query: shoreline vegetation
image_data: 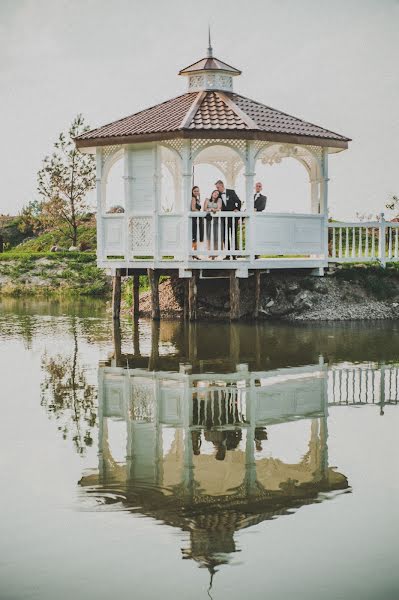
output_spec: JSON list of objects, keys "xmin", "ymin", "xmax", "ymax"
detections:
[{"xmin": 2, "ymin": 251, "xmax": 399, "ymax": 320}]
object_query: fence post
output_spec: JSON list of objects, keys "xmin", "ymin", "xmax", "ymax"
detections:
[{"xmin": 378, "ymin": 212, "xmax": 386, "ymax": 267}]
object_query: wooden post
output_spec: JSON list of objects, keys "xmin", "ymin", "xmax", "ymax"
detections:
[
  {"xmin": 112, "ymin": 271, "xmax": 122, "ymax": 320},
  {"xmin": 133, "ymin": 274, "xmax": 140, "ymax": 319},
  {"xmin": 112, "ymin": 318, "xmax": 122, "ymax": 365},
  {"xmin": 183, "ymin": 279, "xmax": 189, "ymax": 321},
  {"xmin": 188, "ymin": 274, "xmax": 197, "ymax": 321},
  {"xmin": 230, "ymin": 271, "xmax": 240, "ymax": 321},
  {"xmin": 254, "ymin": 271, "xmax": 261, "ymax": 318},
  {"xmin": 133, "ymin": 319, "xmax": 141, "ymax": 357},
  {"xmin": 149, "ymin": 320, "xmax": 160, "ymax": 370},
  {"xmin": 148, "ymin": 269, "xmax": 160, "ymax": 320}
]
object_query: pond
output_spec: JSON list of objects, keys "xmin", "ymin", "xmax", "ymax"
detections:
[{"xmin": 0, "ymin": 298, "xmax": 398, "ymax": 600}]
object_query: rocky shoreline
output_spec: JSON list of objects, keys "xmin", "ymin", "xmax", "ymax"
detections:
[{"xmin": 137, "ymin": 268, "xmax": 399, "ymax": 321}]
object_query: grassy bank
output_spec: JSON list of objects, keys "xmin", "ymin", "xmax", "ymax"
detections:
[{"xmin": 0, "ymin": 252, "xmax": 109, "ymax": 297}]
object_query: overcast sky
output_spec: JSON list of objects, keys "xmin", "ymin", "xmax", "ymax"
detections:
[{"xmin": 0, "ymin": 0, "xmax": 398, "ymax": 219}]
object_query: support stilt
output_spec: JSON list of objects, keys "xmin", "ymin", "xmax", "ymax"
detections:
[
  {"xmin": 112, "ymin": 318, "xmax": 122, "ymax": 366},
  {"xmin": 254, "ymin": 271, "xmax": 261, "ymax": 319},
  {"xmin": 148, "ymin": 269, "xmax": 160, "ymax": 320},
  {"xmin": 183, "ymin": 279, "xmax": 189, "ymax": 321},
  {"xmin": 188, "ymin": 275, "xmax": 197, "ymax": 321},
  {"xmin": 230, "ymin": 271, "xmax": 240, "ymax": 321},
  {"xmin": 149, "ymin": 320, "xmax": 160, "ymax": 370},
  {"xmin": 133, "ymin": 274, "xmax": 140, "ymax": 319},
  {"xmin": 112, "ymin": 271, "xmax": 122, "ymax": 320}
]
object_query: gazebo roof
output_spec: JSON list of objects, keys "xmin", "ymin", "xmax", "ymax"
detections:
[
  {"xmin": 76, "ymin": 89, "xmax": 350, "ymax": 149},
  {"xmin": 178, "ymin": 56, "xmax": 242, "ymax": 75}
]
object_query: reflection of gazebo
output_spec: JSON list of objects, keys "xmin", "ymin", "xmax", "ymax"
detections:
[
  {"xmin": 79, "ymin": 359, "xmax": 349, "ymax": 579},
  {"xmin": 75, "ymin": 34, "xmax": 350, "ymax": 320}
]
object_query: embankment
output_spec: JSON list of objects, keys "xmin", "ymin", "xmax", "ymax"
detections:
[
  {"xmin": 0, "ymin": 253, "xmax": 110, "ymax": 297},
  {"xmin": 138, "ymin": 266, "xmax": 399, "ymax": 321}
]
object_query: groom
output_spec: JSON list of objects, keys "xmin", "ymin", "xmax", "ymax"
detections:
[{"xmin": 215, "ymin": 180, "xmax": 241, "ymax": 259}]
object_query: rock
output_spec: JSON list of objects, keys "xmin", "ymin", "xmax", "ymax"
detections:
[
  {"xmin": 68, "ymin": 246, "xmax": 79, "ymax": 252},
  {"xmin": 287, "ymin": 282, "xmax": 299, "ymax": 292},
  {"xmin": 266, "ymin": 299, "xmax": 274, "ymax": 308},
  {"xmin": 392, "ymin": 303, "xmax": 399, "ymax": 308}
]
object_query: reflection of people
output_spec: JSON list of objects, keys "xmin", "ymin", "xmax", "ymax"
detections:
[
  {"xmin": 254, "ymin": 182, "xmax": 267, "ymax": 212},
  {"xmin": 191, "ymin": 430, "xmax": 202, "ymax": 455},
  {"xmin": 191, "ymin": 186, "xmax": 204, "ymax": 256},
  {"xmin": 215, "ymin": 180, "xmax": 241, "ymax": 259},
  {"xmin": 254, "ymin": 427, "xmax": 268, "ymax": 451},
  {"xmin": 204, "ymin": 190, "xmax": 222, "ymax": 259}
]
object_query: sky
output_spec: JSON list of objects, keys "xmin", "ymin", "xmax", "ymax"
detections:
[{"xmin": 0, "ymin": 0, "xmax": 398, "ymax": 219}]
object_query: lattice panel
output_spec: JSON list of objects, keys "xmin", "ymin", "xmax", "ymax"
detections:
[
  {"xmin": 101, "ymin": 145, "xmax": 121, "ymax": 168},
  {"xmin": 161, "ymin": 139, "xmax": 184, "ymax": 157},
  {"xmin": 129, "ymin": 217, "xmax": 154, "ymax": 254},
  {"xmin": 191, "ymin": 138, "xmax": 246, "ymax": 160},
  {"xmin": 188, "ymin": 75, "xmax": 204, "ymax": 89},
  {"xmin": 130, "ymin": 380, "xmax": 154, "ymax": 422}
]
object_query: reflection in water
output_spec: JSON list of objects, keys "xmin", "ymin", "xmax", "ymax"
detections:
[
  {"xmin": 40, "ymin": 317, "xmax": 97, "ymax": 454},
  {"xmin": 78, "ymin": 321, "xmax": 357, "ymax": 584}
]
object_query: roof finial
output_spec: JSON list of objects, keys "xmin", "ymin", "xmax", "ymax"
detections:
[{"xmin": 207, "ymin": 24, "xmax": 213, "ymax": 58}]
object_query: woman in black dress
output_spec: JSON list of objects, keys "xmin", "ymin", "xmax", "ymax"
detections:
[{"xmin": 191, "ymin": 185, "xmax": 204, "ymax": 256}]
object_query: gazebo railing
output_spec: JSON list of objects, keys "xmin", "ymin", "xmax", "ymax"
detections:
[
  {"xmin": 328, "ymin": 214, "xmax": 399, "ymax": 265},
  {"xmin": 189, "ymin": 211, "xmax": 247, "ymax": 259}
]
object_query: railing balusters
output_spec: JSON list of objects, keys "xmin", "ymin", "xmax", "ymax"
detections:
[
  {"xmin": 365, "ymin": 227, "xmax": 369, "ymax": 258},
  {"xmin": 351, "ymin": 227, "xmax": 356, "ymax": 258},
  {"xmin": 358, "ymin": 226, "xmax": 362, "ymax": 257},
  {"xmin": 332, "ymin": 228, "xmax": 336, "ymax": 257},
  {"xmin": 339, "ymin": 228, "xmax": 343, "ymax": 258},
  {"xmin": 371, "ymin": 228, "xmax": 376, "ymax": 258},
  {"xmin": 388, "ymin": 226, "xmax": 393, "ymax": 260},
  {"xmin": 395, "ymin": 228, "xmax": 399, "ymax": 260},
  {"xmin": 345, "ymin": 227, "xmax": 350, "ymax": 257}
]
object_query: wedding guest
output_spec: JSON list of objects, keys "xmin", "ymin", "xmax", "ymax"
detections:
[
  {"xmin": 215, "ymin": 180, "xmax": 241, "ymax": 259},
  {"xmin": 191, "ymin": 185, "xmax": 204, "ymax": 258},
  {"xmin": 254, "ymin": 181, "xmax": 267, "ymax": 212},
  {"xmin": 204, "ymin": 190, "xmax": 222, "ymax": 259}
]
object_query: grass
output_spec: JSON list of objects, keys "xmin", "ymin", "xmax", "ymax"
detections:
[{"xmin": 0, "ymin": 251, "xmax": 109, "ymax": 297}]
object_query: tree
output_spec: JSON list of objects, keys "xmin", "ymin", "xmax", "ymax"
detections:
[{"xmin": 37, "ymin": 114, "xmax": 96, "ymax": 247}]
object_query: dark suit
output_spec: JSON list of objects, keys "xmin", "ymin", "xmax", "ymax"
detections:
[
  {"xmin": 219, "ymin": 189, "xmax": 242, "ymax": 253},
  {"xmin": 254, "ymin": 193, "xmax": 267, "ymax": 212}
]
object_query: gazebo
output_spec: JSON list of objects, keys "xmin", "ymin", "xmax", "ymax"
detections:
[{"xmin": 75, "ymin": 36, "xmax": 350, "ymax": 318}]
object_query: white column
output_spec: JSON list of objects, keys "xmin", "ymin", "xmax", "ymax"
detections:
[
  {"xmin": 181, "ymin": 140, "xmax": 193, "ymax": 262},
  {"xmin": 153, "ymin": 144, "xmax": 162, "ymax": 261},
  {"xmin": 244, "ymin": 141, "xmax": 256, "ymax": 262},
  {"xmin": 96, "ymin": 148, "xmax": 104, "ymax": 262},
  {"xmin": 123, "ymin": 147, "xmax": 134, "ymax": 262},
  {"xmin": 321, "ymin": 148, "xmax": 329, "ymax": 261}
]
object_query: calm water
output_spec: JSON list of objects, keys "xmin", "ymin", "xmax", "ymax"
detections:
[{"xmin": 0, "ymin": 298, "xmax": 398, "ymax": 600}]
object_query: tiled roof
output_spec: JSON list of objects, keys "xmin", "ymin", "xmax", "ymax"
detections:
[
  {"xmin": 78, "ymin": 93, "xmax": 198, "ymax": 140},
  {"xmin": 76, "ymin": 90, "xmax": 350, "ymax": 145},
  {"xmin": 231, "ymin": 93, "xmax": 348, "ymax": 141},
  {"xmin": 179, "ymin": 56, "xmax": 241, "ymax": 75},
  {"xmin": 189, "ymin": 92, "xmax": 248, "ymax": 130}
]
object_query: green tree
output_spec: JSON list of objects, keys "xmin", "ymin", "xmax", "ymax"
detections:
[{"xmin": 37, "ymin": 114, "xmax": 95, "ymax": 247}]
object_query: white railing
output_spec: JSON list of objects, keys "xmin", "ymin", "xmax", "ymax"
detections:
[
  {"xmin": 189, "ymin": 211, "xmax": 246, "ymax": 259},
  {"xmin": 329, "ymin": 213, "xmax": 399, "ymax": 265}
]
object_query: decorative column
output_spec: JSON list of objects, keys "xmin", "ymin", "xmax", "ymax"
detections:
[
  {"xmin": 123, "ymin": 147, "xmax": 134, "ymax": 261},
  {"xmin": 320, "ymin": 148, "xmax": 329, "ymax": 262},
  {"xmin": 244, "ymin": 141, "xmax": 256, "ymax": 262},
  {"xmin": 181, "ymin": 140, "xmax": 193, "ymax": 262},
  {"xmin": 153, "ymin": 144, "xmax": 162, "ymax": 261},
  {"xmin": 96, "ymin": 148, "xmax": 104, "ymax": 261}
]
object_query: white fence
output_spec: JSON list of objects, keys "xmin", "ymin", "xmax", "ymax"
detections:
[{"xmin": 329, "ymin": 214, "xmax": 399, "ymax": 265}]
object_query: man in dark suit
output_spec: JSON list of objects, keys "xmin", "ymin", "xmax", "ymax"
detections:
[
  {"xmin": 254, "ymin": 181, "xmax": 267, "ymax": 212},
  {"xmin": 215, "ymin": 180, "xmax": 241, "ymax": 259}
]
